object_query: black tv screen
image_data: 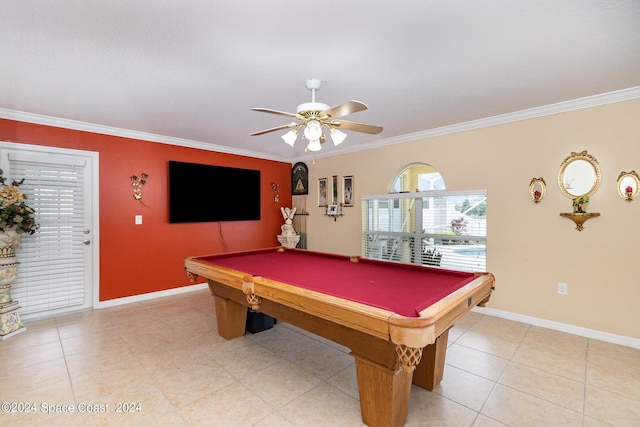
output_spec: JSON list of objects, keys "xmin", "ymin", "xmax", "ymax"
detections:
[{"xmin": 169, "ymin": 160, "xmax": 261, "ymax": 223}]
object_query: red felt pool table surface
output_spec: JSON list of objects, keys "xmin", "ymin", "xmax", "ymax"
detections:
[{"xmin": 198, "ymin": 248, "xmax": 477, "ymax": 317}]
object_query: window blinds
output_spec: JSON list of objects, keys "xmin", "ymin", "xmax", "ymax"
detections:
[
  {"xmin": 362, "ymin": 190, "xmax": 487, "ymax": 272},
  {"xmin": 8, "ymin": 157, "xmax": 88, "ymax": 316}
]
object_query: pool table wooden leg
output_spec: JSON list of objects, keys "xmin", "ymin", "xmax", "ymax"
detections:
[
  {"xmin": 353, "ymin": 354, "xmax": 413, "ymax": 427},
  {"xmin": 412, "ymin": 328, "xmax": 450, "ymax": 391},
  {"xmin": 212, "ymin": 294, "xmax": 246, "ymax": 340}
]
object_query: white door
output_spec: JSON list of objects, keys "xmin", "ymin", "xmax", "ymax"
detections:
[{"xmin": 0, "ymin": 142, "xmax": 99, "ymax": 319}]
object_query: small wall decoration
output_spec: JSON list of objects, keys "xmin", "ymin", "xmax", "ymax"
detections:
[
  {"xmin": 343, "ymin": 175, "xmax": 354, "ymax": 206},
  {"xmin": 332, "ymin": 175, "xmax": 338, "ymax": 204},
  {"xmin": 291, "ymin": 162, "xmax": 308, "ymax": 195},
  {"xmin": 271, "ymin": 182, "xmax": 280, "ymax": 203},
  {"xmin": 528, "ymin": 177, "xmax": 545, "ymax": 203},
  {"xmin": 318, "ymin": 178, "xmax": 327, "ymax": 207},
  {"xmin": 617, "ymin": 171, "xmax": 639, "ymax": 201},
  {"xmin": 131, "ymin": 173, "xmax": 148, "ymax": 201}
]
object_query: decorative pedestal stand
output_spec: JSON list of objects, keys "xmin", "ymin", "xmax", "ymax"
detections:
[
  {"xmin": 277, "ymin": 207, "xmax": 301, "ymax": 249},
  {"xmin": 0, "ymin": 230, "xmax": 26, "ymax": 339}
]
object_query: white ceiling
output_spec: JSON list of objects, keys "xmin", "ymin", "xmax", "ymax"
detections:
[{"xmin": 2, "ymin": 1, "xmax": 640, "ymax": 162}]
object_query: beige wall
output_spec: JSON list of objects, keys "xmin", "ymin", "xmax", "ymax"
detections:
[{"xmin": 300, "ymin": 98, "xmax": 640, "ymax": 340}]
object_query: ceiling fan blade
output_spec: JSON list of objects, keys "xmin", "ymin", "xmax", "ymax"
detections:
[
  {"xmin": 251, "ymin": 122, "xmax": 298, "ymax": 136},
  {"xmin": 252, "ymin": 108, "xmax": 303, "ymax": 120},
  {"xmin": 320, "ymin": 101, "xmax": 368, "ymax": 119},
  {"xmin": 329, "ymin": 120, "xmax": 383, "ymax": 135}
]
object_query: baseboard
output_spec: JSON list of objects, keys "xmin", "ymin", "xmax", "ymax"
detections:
[
  {"xmin": 94, "ymin": 282, "xmax": 209, "ymax": 309},
  {"xmin": 474, "ymin": 306, "xmax": 640, "ymax": 350}
]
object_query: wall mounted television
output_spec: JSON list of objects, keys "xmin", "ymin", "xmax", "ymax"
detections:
[{"xmin": 168, "ymin": 160, "xmax": 261, "ymax": 223}]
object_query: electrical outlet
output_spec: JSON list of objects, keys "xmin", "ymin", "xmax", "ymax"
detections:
[{"xmin": 557, "ymin": 282, "xmax": 568, "ymax": 295}]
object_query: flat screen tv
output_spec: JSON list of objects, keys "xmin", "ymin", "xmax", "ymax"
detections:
[{"xmin": 169, "ymin": 160, "xmax": 261, "ymax": 223}]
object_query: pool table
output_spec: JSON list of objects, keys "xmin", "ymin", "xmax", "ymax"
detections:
[{"xmin": 185, "ymin": 247, "xmax": 494, "ymax": 427}]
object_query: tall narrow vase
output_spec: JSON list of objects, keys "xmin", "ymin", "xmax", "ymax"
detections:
[{"xmin": 0, "ymin": 227, "xmax": 26, "ymax": 339}]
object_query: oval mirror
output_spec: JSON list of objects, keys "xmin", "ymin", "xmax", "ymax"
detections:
[
  {"xmin": 617, "ymin": 171, "xmax": 640, "ymax": 201},
  {"xmin": 558, "ymin": 151, "xmax": 601, "ymax": 198},
  {"xmin": 529, "ymin": 177, "xmax": 545, "ymax": 203}
]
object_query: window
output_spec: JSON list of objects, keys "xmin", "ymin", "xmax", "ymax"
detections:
[
  {"xmin": 362, "ymin": 190, "xmax": 487, "ymax": 272},
  {"xmin": 391, "ymin": 163, "xmax": 445, "ymax": 193}
]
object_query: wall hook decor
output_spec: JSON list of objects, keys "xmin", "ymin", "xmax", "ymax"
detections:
[
  {"xmin": 131, "ymin": 173, "xmax": 148, "ymax": 201},
  {"xmin": 271, "ymin": 182, "xmax": 280, "ymax": 203}
]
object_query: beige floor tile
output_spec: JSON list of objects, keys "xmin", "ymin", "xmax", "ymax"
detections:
[
  {"xmin": 71, "ymin": 363, "xmax": 153, "ymax": 403},
  {"xmin": 78, "ymin": 383, "xmax": 174, "ymax": 426},
  {"xmin": 0, "ymin": 357, "xmax": 69, "ymax": 399},
  {"xmin": 239, "ymin": 359, "xmax": 322, "ymax": 408},
  {"xmin": 512, "ymin": 339, "xmax": 587, "ymax": 382},
  {"xmin": 587, "ymin": 341, "xmax": 640, "ymax": 400},
  {"xmin": 584, "ymin": 385, "xmax": 640, "ymax": 426},
  {"xmin": 178, "ymin": 381, "xmax": 273, "ymax": 426},
  {"xmin": 61, "ymin": 327, "xmax": 129, "ymax": 356},
  {"xmin": 277, "ymin": 382, "xmax": 363, "ymax": 427},
  {"xmin": 472, "ymin": 414, "xmax": 510, "ymax": 426},
  {"xmin": 326, "ymin": 364, "xmax": 360, "ymax": 400},
  {"xmin": 213, "ymin": 342, "xmax": 280, "ymax": 379},
  {"xmin": 499, "ymin": 362, "xmax": 585, "ymax": 412},
  {"xmin": 445, "ymin": 343, "xmax": 509, "ymax": 381},
  {"xmin": 0, "ymin": 339, "xmax": 64, "ymax": 371},
  {"xmin": 406, "ymin": 386, "xmax": 478, "ymax": 426},
  {"xmin": 433, "ymin": 364, "xmax": 495, "ymax": 411},
  {"xmin": 253, "ymin": 411, "xmax": 298, "ymax": 427},
  {"xmin": 4, "ymin": 290, "xmax": 638, "ymax": 426},
  {"xmin": 65, "ymin": 345, "xmax": 140, "ymax": 378},
  {"xmin": 482, "ymin": 384, "xmax": 583, "ymax": 426},
  {"xmin": 456, "ymin": 316, "xmax": 529, "ymax": 359},
  {"xmin": 280, "ymin": 340, "xmax": 354, "ymax": 380},
  {"xmin": 249, "ymin": 324, "xmax": 321, "ymax": 357},
  {"xmin": 153, "ymin": 361, "xmax": 236, "ymax": 409},
  {"xmin": 0, "ymin": 324, "xmax": 59, "ymax": 350}
]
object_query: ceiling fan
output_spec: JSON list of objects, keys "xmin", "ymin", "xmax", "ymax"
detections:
[{"xmin": 251, "ymin": 78, "xmax": 383, "ymax": 152}]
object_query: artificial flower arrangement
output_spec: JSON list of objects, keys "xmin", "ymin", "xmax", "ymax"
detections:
[
  {"xmin": 0, "ymin": 169, "xmax": 39, "ymax": 235},
  {"xmin": 572, "ymin": 194, "xmax": 589, "ymax": 213}
]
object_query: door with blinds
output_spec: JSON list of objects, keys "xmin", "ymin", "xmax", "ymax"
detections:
[{"xmin": 0, "ymin": 142, "xmax": 98, "ymax": 320}]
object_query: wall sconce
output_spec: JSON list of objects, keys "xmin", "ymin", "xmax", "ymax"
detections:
[
  {"xmin": 131, "ymin": 173, "xmax": 148, "ymax": 201},
  {"xmin": 617, "ymin": 171, "xmax": 639, "ymax": 201},
  {"xmin": 529, "ymin": 177, "xmax": 546, "ymax": 203},
  {"xmin": 271, "ymin": 182, "xmax": 280, "ymax": 203}
]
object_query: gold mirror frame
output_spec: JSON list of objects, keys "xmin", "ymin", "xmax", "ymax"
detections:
[
  {"xmin": 529, "ymin": 177, "xmax": 546, "ymax": 203},
  {"xmin": 558, "ymin": 151, "xmax": 601, "ymax": 199},
  {"xmin": 617, "ymin": 171, "xmax": 640, "ymax": 201}
]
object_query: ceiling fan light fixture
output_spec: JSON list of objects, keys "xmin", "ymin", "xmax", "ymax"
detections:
[
  {"xmin": 306, "ymin": 139, "xmax": 322, "ymax": 152},
  {"xmin": 330, "ymin": 128, "xmax": 347, "ymax": 146},
  {"xmin": 303, "ymin": 120, "xmax": 322, "ymax": 141},
  {"xmin": 281, "ymin": 129, "xmax": 298, "ymax": 147}
]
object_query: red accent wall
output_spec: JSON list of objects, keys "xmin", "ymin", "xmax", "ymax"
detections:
[{"xmin": 0, "ymin": 119, "xmax": 292, "ymax": 301}]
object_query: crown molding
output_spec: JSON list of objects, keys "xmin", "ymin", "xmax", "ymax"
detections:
[
  {"xmin": 2, "ymin": 86, "xmax": 639, "ymax": 165},
  {"xmin": 293, "ymin": 85, "xmax": 640, "ymax": 162},
  {"xmin": 0, "ymin": 108, "xmax": 290, "ymax": 163}
]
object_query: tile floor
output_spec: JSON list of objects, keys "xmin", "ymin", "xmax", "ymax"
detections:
[{"xmin": 1, "ymin": 289, "xmax": 639, "ymax": 426}]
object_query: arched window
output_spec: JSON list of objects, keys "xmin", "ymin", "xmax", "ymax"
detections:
[{"xmin": 391, "ymin": 163, "xmax": 445, "ymax": 193}]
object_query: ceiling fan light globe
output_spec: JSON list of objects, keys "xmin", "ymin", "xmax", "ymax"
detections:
[
  {"xmin": 307, "ymin": 139, "xmax": 322, "ymax": 152},
  {"xmin": 281, "ymin": 129, "xmax": 298, "ymax": 147},
  {"xmin": 303, "ymin": 120, "xmax": 323, "ymax": 141},
  {"xmin": 330, "ymin": 128, "xmax": 347, "ymax": 146}
]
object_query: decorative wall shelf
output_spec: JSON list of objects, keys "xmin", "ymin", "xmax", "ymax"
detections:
[{"xmin": 559, "ymin": 212, "xmax": 600, "ymax": 231}]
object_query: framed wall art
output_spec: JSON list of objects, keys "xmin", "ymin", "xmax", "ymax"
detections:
[
  {"xmin": 318, "ymin": 178, "xmax": 328, "ymax": 206},
  {"xmin": 342, "ymin": 175, "xmax": 354, "ymax": 206},
  {"xmin": 332, "ymin": 175, "xmax": 338, "ymax": 204},
  {"xmin": 291, "ymin": 162, "xmax": 308, "ymax": 195}
]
